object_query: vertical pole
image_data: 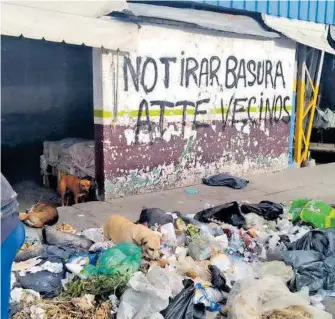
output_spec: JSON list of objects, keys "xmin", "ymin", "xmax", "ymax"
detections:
[
  {"xmin": 302, "ymin": 50, "xmax": 325, "ymax": 162},
  {"xmin": 294, "ymin": 44, "xmax": 307, "ymax": 165},
  {"xmin": 288, "ymin": 48, "xmax": 297, "ymax": 165},
  {"xmin": 92, "ymin": 48, "xmax": 105, "ymax": 200}
]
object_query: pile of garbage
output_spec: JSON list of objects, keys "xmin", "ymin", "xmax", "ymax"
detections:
[{"xmin": 10, "ymin": 199, "xmax": 335, "ymax": 319}]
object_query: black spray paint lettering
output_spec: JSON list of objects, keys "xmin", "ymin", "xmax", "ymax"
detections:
[
  {"xmin": 124, "ymin": 55, "xmax": 287, "ymax": 92},
  {"xmin": 141, "ymin": 57, "xmax": 158, "ymax": 94},
  {"xmin": 124, "ymin": 56, "xmax": 176, "ymax": 93},
  {"xmin": 225, "ymin": 56, "xmax": 286, "ymax": 89},
  {"xmin": 193, "ymin": 99, "xmax": 210, "ymax": 130},
  {"xmin": 134, "ymin": 94, "xmax": 291, "ymax": 143},
  {"xmin": 210, "ymin": 56, "xmax": 221, "ymax": 86},
  {"xmin": 159, "ymin": 57, "xmax": 177, "ymax": 89},
  {"xmin": 124, "ymin": 56, "xmax": 141, "ymax": 91},
  {"xmin": 135, "ymin": 99, "xmax": 153, "ymax": 143},
  {"xmin": 150, "ymin": 100, "xmax": 174, "ymax": 137},
  {"xmin": 175, "ymin": 100, "xmax": 195, "ymax": 137}
]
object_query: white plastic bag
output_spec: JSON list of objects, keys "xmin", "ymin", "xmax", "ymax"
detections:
[
  {"xmin": 226, "ymin": 275, "xmax": 332, "ymax": 319},
  {"xmin": 257, "ymin": 261, "xmax": 293, "ymax": 282},
  {"xmin": 117, "ymin": 266, "xmax": 172, "ymax": 319}
]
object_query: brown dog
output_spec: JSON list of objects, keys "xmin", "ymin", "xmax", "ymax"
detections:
[
  {"xmin": 103, "ymin": 215, "xmax": 161, "ymax": 260},
  {"xmin": 19, "ymin": 202, "xmax": 58, "ymax": 228},
  {"xmin": 58, "ymin": 174, "xmax": 91, "ymax": 206}
]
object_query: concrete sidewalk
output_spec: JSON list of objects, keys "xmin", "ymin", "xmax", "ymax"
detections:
[{"xmin": 57, "ymin": 163, "xmax": 335, "ymax": 230}]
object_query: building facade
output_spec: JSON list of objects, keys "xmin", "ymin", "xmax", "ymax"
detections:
[{"xmin": 93, "ymin": 22, "xmax": 296, "ymax": 198}]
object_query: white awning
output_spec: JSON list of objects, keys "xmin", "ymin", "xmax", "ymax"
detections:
[
  {"xmin": 123, "ymin": 3, "xmax": 280, "ymax": 39},
  {"xmin": 262, "ymin": 14, "xmax": 335, "ymax": 55},
  {"xmin": 2, "ymin": 1, "xmax": 128, "ymax": 18},
  {"xmin": 1, "ymin": 2, "xmax": 138, "ymax": 52}
]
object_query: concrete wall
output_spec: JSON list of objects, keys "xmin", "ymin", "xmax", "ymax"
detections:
[
  {"xmin": 1, "ymin": 36, "xmax": 94, "ymax": 183},
  {"xmin": 93, "ymin": 24, "xmax": 296, "ymax": 199}
]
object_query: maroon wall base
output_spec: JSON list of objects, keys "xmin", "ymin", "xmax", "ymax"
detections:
[{"xmin": 95, "ymin": 120, "xmax": 289, "ymax": 199}]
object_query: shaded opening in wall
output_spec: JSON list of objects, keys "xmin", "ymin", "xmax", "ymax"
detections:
[{"xmin": 1, "ymin": 36, "xmax": 95, "ymax": 209}]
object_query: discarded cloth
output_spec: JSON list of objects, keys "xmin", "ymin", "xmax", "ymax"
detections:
[
  {"xmin": 202, "ymin": 173, "xmax": 248, "ymax": 189},
  {"xmin": 240, "ymin": 201, "xmax": 283, "ymax": 221},
  {"xmin": 194, "ymin": 202, "xmax": 245, "ymax": 228},
  {"xmin": 290, "ymin": 199, "xmax": 335, "ymax": 228},
  {"xmin": 161, "ymin": 279, "xmax": 206, "ymax": 319},
  {"xmin": 138, "ymin": 208, "xmax": 174, "ymax": 227}
]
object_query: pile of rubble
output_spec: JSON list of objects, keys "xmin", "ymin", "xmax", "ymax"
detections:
[{"xmin": 10, "ymin": 199, "xmax": 335, "ymax": 318}]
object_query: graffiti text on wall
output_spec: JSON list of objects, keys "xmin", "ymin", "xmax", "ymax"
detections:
[{"xmin": 123, "ymin": 54, "xmax": 291, "ymax": 141}]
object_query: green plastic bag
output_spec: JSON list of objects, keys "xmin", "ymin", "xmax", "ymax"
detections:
[
  {"xmin": 81, "ymin": 242, "xmax": 142, "ymax": 278},
  {"xmin": 289, "ymin": 198, "xmax": 309, "ymax": 222},
  {"xmin": 290, "ymin": 199, "xmax": 335, "ymax": 228}
]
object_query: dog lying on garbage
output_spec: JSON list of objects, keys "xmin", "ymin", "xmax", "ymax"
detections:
[{"xmin": 103, "ymin": 215, "xmax": 161, "ymax": 260}]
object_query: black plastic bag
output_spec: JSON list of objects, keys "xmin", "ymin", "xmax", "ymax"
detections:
[
  {"xmin": 15, "ymin": 244, "xmax": 88, "ymax": 263},
  {"xmin": 42, "ymin": 226, "xmax": 94, "ymax": 249},
  {"xmin": 288, "ymin": 230, "xmax": 335, "ymax": 257},
  {"xmin": 293, "ymin": 261, "xmax": 327, "ymax": 293},
  {"xmin": 324, "ymin": 257, "xmax": 335, "ymax": 291},
  {"xmin": 18, "ymin": 269, "xmax": 65, "ymax": 298},
  {"xmin": 194, "ymin": 202, "xmax": 245, "ymax": 228},
  {"xmin": 202, "ymin": 173, "xmax": 248, "ymax": 189},
  {"xmin": 138, "ymin": 207, "xmax": 174, "ymax": 227},
  {"xmin": 161, "ymin": 279, "xmax": 205, "ymax": 319},
  {"xmin": 240, "ymin": 201, "xmax": 284, "ymax": 220},
  {"xmin": 282, "ymin": 250, "xmax": 323, "ymax": 269},
  {"xmin": 209, "ymin": 265, "xmax": 230, "ymax": 293}
]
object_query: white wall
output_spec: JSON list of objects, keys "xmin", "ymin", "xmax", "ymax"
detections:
[{"xmin": 93, "ymin": 23, "xmax": 297, "ymax": 198}]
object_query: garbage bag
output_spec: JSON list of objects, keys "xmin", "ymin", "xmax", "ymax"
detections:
[
  {"xmin": 225, "ymin": 275, "xmax": 331, "ymax": 319},
  {"xmin": 188, "ymin": 236, "xmax": 212, "ymax": 261},
  {"xmin": 290, "ymin": 198, "xmax": 310, "ymax": 222},
  {"xmin": 15, "ymin": 244, "xmax": 89, "ymax": 263},
  {"xmin": 138, "ymin": 208, "xmax": 174, "ymax": 227},
  {"xmin": 17, "ymin": 269, "xmax": 65, "ymax": 298},
  {"xmin": 293, "ymin": 261, "xmax": 327, "ymax": 292},
  {"xmin": 324, "ymin": 257, "xmax": 335, "ymax": 291},
  {"xmin": 81, "ymin": 242, "xmax": 141, "ymax": 277},
  {"xmin": 288, "ymin": 229, "xmax": 335, "ymax": 257},
  {"xmin": 240, "ymin": 201, "xmax": 283, "ymax": 221},
  {"xmin": 208, "ymin": 265, "xmax": 231, "ymax": 292},
  {"xmin": 179, "ymin": 216, "xmax": 215, "ymax": 236},
  {"xmin": 194, "ymin": 202, "xmax": 245, "ymax": 228},
  {"xmin": 290, "ymin": 199, "xmax": 335, "ymax": 228},
  {"xmin": 282, "ymin": 250, "xmax": 323, "ymax": 269},
  {"xmin": 161, "ymin": 279, "xmax": 206, "ymax": 319},
  {"xmin": 289, "ymin": 257, "xmax": 335, "ymax": 293},
  {"xmin": 256, "ymin": 261, "xmax": 293, "ymax": 282},
  {"xmin": 202, "ymin": 173, "xmax": 248, "ymax": 189},
  {"xmin": 42, "ymin": 226, "xmax": 94, "ymax": 250},
  {"xmin": 117, "ymin": 267, "xmax": 172, "ymax": 319},
  {"xmin": 193, "ymin": 283, "xmax": 224, "ymax": 311}
]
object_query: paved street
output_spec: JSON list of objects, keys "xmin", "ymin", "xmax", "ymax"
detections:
[{"xmin": 56, "ymin": 163, "xmax": 335, "ymax": 229}]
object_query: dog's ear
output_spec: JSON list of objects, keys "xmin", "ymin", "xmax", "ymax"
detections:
[{"xmin": 132, "ymin": 234, "xmax": 147, "ymax": 246}]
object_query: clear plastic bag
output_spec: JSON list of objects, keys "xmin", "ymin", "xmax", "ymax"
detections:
[
  {"xmin": 117, "ymin": 266, "xmax": 172, "ymax": 319},
  {"xmin": 226, "ymin": 275, "xmax": 332, "ymax": 319}
]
